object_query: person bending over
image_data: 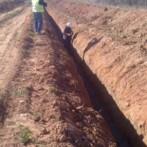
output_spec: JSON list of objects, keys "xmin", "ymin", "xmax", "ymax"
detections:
[{"xmin": 63, "ymin": 22, "xmax": 73, "ymax": 54}]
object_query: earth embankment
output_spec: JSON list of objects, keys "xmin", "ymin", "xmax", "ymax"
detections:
[{"xmin": 47, "ymin": 1, "xmax": 147, "ymax": 147}]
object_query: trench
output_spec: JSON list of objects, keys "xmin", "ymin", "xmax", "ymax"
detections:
[{"xmin": 44, "ymin": 11, "xmax": 146, "ymax": 147}]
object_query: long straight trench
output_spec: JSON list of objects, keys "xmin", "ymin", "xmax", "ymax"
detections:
[{"xmin": 44, "ymin": 10, "xmax": 130, "ymax": 147}]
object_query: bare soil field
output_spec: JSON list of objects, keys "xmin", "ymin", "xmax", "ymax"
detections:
[
  {"xmin": 0, "ymin": 0, "xmax": 25, "ymax": 14},
  {"xmin": 47, "ymin": 1, "xmax": 147, "ymax": 147},
  {"xmin": 0, "ymin": 6, "xmax": 29, "ymax": 92},
  {"xmin": 0, "ymin": 0, "xmax": 146, "ymax": 146},
  {"xmin": 0, "ymin": 1, "xmax": 117, "ymax": 147}
]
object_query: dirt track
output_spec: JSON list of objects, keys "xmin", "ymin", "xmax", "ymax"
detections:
[{"xmin": 0, "ymin": 6, "xmax": 30, "ymax": 91}]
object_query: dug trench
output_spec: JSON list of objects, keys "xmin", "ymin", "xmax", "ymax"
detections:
[
  {"xmin": 45, "ymin": 5, "xmax": 146, "ymax": 147},
  {"xmin": 0, "ymin": 8, "xmax": 116, "ymax": 147},
  {"xmin": 45, "ymin": 11, "xmax": 130, "ymax": 147}
]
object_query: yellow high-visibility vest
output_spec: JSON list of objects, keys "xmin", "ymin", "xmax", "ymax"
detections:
[{"xmin": 32, "ymin": 0, "xmax": 44, "ymax": 12}]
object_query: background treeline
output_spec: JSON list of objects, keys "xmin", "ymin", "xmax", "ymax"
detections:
[
  {"xmin": 65, "ymin": 0, "xmax": 147, "ymax": 7},
  {"xmin": 95, "ymin": 0, "xmax": 147, "ymax": 6}
]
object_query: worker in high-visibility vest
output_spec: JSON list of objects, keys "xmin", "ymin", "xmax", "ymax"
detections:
[{"xmin": 31, "ymin": 0, "xmax": 47, "ymax": 34}]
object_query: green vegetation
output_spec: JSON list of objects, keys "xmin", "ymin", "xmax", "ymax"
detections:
[
  {"xmin": 14, "ymin": 88, "xmax": 26, "ymax": 97},
  {"xmin": 19, "ymin": 128, "xmax": 31, "ymax": 144},
  {"xmin": 64, "ymin": 0, "xmax": 147, "ymax": 7},
  {"xmin": 95, "ymin": 0, "xmax": 147, "ymax": 7}
]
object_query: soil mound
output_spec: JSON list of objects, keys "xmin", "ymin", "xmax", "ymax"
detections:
[{"xmin": 47, "ymin": 1, "xmax": 147, "ymax": 147}]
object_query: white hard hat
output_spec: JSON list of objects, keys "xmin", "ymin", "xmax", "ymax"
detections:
[{"xmin": 66, "ymin": 22, "xmax": 71, "ymax": 27}]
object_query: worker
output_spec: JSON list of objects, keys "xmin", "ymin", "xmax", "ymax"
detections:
[
  {"xmin": 63, "ymin": 22, "xmax": 73, "ymax": 54},
  {"xmin": 31, "ymin": 0, "xmax": 47, "ymax": 34}
]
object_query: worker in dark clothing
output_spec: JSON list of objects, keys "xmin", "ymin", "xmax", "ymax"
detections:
[{"xmin": 63, "ymin": 22, "xmax": 73, "ymax": 54}]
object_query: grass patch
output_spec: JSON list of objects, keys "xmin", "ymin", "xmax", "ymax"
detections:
[
  {"xmin": 14, "ymin": 88, "xmax": 26, "ymax": 97},
  {"xmin": 19, "ymin": 128, "xmax": 31, "ymax": 145}
]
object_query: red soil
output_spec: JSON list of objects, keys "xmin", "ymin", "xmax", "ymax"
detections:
[
  {"xmin": 47, "ymin": 1, "xmax": 147, "ymax": 146},
  {"xmin": 0, "ymin": 2, "xmax": 116, "ymax": 146}
]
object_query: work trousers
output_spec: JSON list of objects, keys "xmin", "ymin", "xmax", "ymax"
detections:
[
  {"xmin": 64, "ymin": 36, "xmax": 72, "ymax": 54},
  {"xmin": 33, "ymin": 12, "xmax": 43, "ymax": 33}
]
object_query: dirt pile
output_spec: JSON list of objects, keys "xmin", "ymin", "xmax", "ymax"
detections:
[
  {"xmin": 47, "ymin": 1, "xmax": 147, "ymax": 147},
  {"xmin": 0, "ymin": 6, "xmax": 116, "ymax": 147}
]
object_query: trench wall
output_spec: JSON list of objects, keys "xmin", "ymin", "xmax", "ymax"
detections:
[{"xmin": 46, "ymin": 1, "xmax": 147, "ymax": 147}]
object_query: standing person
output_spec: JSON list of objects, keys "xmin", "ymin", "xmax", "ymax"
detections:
[
  {"xmin": 31, "ymin": 0, "xmax": 47, "ymax": 34},
  {"xmin": 63, "ymin": 22, "xmax": 73, "ymax": 54}
]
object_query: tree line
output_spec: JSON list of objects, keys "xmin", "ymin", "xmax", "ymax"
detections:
[{"xmin": 94, "ymin": 0, "xmax": 147, "ymax": 7}]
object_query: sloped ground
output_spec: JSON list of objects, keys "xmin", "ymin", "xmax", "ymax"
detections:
[
  {"xmin": 47, "ymin": 1, "xmax": 147, "ymax": 147},
  {"xmin": 0, "ymin": 2, "xmax": 117, "ymax": 147}
]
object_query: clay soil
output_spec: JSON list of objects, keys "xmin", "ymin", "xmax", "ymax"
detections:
[
  {"xmin": 47, "ymin": 1, "xmax": 147, "ymax": 147},
  {"xmin": 0, "ymin": 1, "xmax": 117, "ymax": 147}
]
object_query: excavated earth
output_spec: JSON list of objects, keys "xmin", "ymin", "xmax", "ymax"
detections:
[
  {"xmin": 0, "ymin": 1, "xmax": 117, "ymax": 147},
  {"xmin": 47, "ymin": 1, "xmax": 147, "ymax": 147}
]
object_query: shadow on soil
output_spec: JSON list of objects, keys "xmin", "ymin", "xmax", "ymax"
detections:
[
  {"xmin": 0, "ymin": 90, "xmax": 9, "ymax": 127},
  {"xmin": 0, "ymin": 100, "xmax": 6, "ymax": 127},
  {"xmin": 83, "ymin": 37, "xmax": 103, "ymax": 60},
  {"xmin": 44, "ymin": 11, "xmax": 146, "ymax": 147}
]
